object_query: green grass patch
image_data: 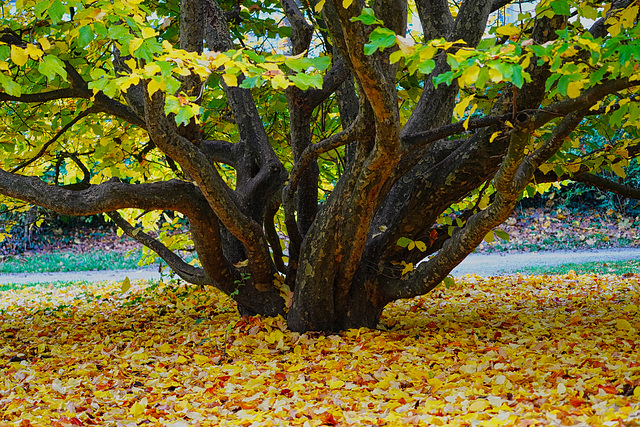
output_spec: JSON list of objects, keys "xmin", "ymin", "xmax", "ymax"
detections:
[
  {"xmin": 0, "ymin": 250, "xmax": 144, "ymax": 274},
  {"xmin": 520, "ymin": 259, "xmax": 640, "ymax": 275},
  {"xmin": 0, "ymin": 280, "xmax": 93, "ymax": 292}
]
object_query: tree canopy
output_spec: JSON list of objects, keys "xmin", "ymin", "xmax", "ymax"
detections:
[{"xmin": 0, "ymin": 0, "xmax": 639, "ymax": 332}]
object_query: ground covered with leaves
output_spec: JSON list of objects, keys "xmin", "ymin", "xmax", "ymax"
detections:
[
  {"xmin": 0, "ymin": 273, "xmax": 639, "ymax": 426},
  {"xmin": 477, "ymin": 207, "xmax": 640, "ymax": 253}
]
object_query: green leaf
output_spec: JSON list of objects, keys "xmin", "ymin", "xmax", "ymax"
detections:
[
  {"xmin": 0, "ymin": 73, "xmax": 22, "ymax": 96},
  {"xmin": 34, "ymin": 0, "xmax": 49, "ymax": 16},
  {"xmin": 93, "ymin": 22, "xmax": 107, "ymax": 37},
  {"xmin": 494, "ymin": 229, "xmax": 510, "ymax": 241},
  {"xmin": 108, "ymin": 25, "xmax": 130, "ymax": 41},
  {"xmin": 364, "ymin": 27, "xmax": 396, "ymax": 55},
  {"xmin": 245, "ymin": 50, "xmax": 265, "ymax": 63},
  {"xmin": 511, "ymin": 64, "xmax": 525, "ymax": 88},
  {"xmin": 77, "ymin": 26, "xmax": 94, "ymax": 48},
  {"xmin": 609, "ymin": 104, "xmax": 628, "ymax": 127},
  {"xmin": 38, "ymin": 55, "xmax": 68, "ymax": 81},
  {"xmin": 286, "ymin": 57, "xmax": 313, "ymax": 72},
  {"xmin": 175, "ymin": 106, "xmax": 195, "ymax": 126},
  {"xmin": 164, "ymin": 96, "xmax": 181, "ymax": 115},
  {"xmin": 551, "ymin": 0, "xmax": 571, "ymax": 16},
  {"xmin": 290, "ymin": 74, "xmax": 323, "ymax": 90},
  {"xmin": 432, "ymin": 71, "xmax": 456, "ymax": 88},
  {"xmin": 556, "ymin": 74, "xmax": 571, "ymax": 96},
  {"xmin": 308, "ymin": 56, "xmax": 331, "ymax": 71},
  {"xmin": 48, "ymin": 0, "xmax": 67, "ymax": 24},
  {"xmin": 443, "ymin": 276, "xmax": 455, "ymax": 289},
  {"xmin": 417, "ymin": 59, "xmax": 436, "ymax": 74},
  {"xmin": 239, "ymin": 75, "xmax": 261, "ymax": 89},
  {"xmin": 545, "ymin": 73, "xmax": 561, "ymax": 92},
  {"xmin": 397, "ymin": 237, "xmax": 412, "ymax": 248},
  {"xmin": 133, "ymin": 39, "xmax": 162, "ymax": 63},
  {"xmin": 350, "ymin": 7, "xmax": 382, "ymax": 25}
]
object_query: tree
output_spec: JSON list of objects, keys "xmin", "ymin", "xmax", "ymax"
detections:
[{"xmin": 0, "ymin": 0, "xmax": 639, "ymax": 332}]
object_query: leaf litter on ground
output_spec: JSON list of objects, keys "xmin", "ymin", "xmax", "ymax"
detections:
[{"xmin": 0, "ymin": 272, "xmax": 638, "ymax": 426}]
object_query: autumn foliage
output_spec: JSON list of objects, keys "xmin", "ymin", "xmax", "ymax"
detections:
[
  {"xmin": 1, "ymin": 273, "xmax": 638, "ymax": 425},
  {"xmin": 0, "ymin": 0, "xmax": 639, "ymax": 331}
]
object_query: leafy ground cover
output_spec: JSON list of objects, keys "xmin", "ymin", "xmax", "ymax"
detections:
[
  {"xmin": 1, "ymin": 274, "xmax": 638, "ymax": 426},
  {"xmin": 478, "ymin": 207, "xmax": 640, "ymax": 253}
]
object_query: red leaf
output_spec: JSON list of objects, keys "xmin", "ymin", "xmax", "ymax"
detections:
[
  {"xmin": 321, "ymin": 413, "xmax": 338, "ymax": 426},
  {"xmin": 599, "ymin": 385, "xmax": 618, "ymax": 394}
]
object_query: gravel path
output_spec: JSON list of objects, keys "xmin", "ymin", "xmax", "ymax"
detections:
[
  {"xmin": 451, "ymin": 248, "xmax": 640, "ymax": 276},
  {"xmin": 0, "ymin": 268, "xmax": 162, "ymax": 285},
  {"xmin": 1, "ymin": 248, "xmax": 639, "ymax": 285}
]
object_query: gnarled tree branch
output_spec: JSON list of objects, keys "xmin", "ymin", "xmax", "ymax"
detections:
[{"xmin": 107, "ymin": 211, "xmax": 211, "ymax": 286}]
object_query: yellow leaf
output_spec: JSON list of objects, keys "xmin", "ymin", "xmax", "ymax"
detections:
[
  {"xmin": 490, "ymin": 131, "xmax": 501, "ymax": 143},
  {"xmin": 463, "ymin": 105, "xmax": 477, "ymax": 130},
  {"xmin": 488, "ymin": 67, "xmax": 503, "ymax": 83},
  {"xmin": 566, "ymin": 81, "xmax": 582, "ymax": 99},
  {"xmin": 484, "ymin": 230, "xmax": 495, "ymax": 243},
  {"xmin": 271, "ymin": 74, "xmax": 289, "ymax": 90},
  {"xmin": 453, "ymin": 95, "xmax": 474, "ymax": 121},
  {"xmin": 26, "ymin": 44, "xmax": 44, "ymax": 60},
  {"xmin": 176, "ymin": 67, "xmax": 192, "ymax": 77},
  {"xmin": 193, "ymin": 354, "xmax": 209, "ymax": 364},
  {"xmin": 389, "ymin": 50, "xmax": 404, "ymax": 64},
  {"xmin": 635, "ymin": 386, "xmax": 640, "ymax": 398},
  {"xmin": 120, "ymin": 75, "xmax": 141, "ymax": 93},
  {"xmin": 395, "ymin": 35, "xmax": 415, "ymax": 54},
  {"xmin": 129, "ymin": 38, "xmax": 144, "ymax": 54},
  {"xmin": 468, "ymin": 399, "xmax": 490, "ymax": 412},
  {"xmin": 495, "ymin": 24, "xmax": 520, "ymax": 36},
  {"xmin": 459, "ymin": 364, "xmax": 476, "ymax": 374},
  {"xmin": 38, "ymin": 37, "xmax": 51, "ymax": 51},
  {"xmin": 401, "ymin": 261, "xmax": 414, "ymax": 275},
  {"xmin": 620, "ymin": 4, "xmax": 639, "ymax": 29},
  {"xmin": 158, "ymin": 342, "xmax": 173, "ymax": 353},
  {"xmin": 222, "ymin": 73, "xmax": 238, "ymax": 87},
  {"xmin": 10, "ymin": 46, "xmax": 28, "ymax": 66},
  {"xmin": 287, "ymin": 363, "xmax": 306, "ymax": 372},
  {"xmin": 234, "ymin": 259, "xmax": 249, "ymax": 268},
  {"xmin": 175, "ymin": 355, "xmax": 188, "ymax": 364},
  {"xmin": 120, "ymin": 277, "xmax": 131, "ymax": 294},
  {"xmin": 0, "ymin": 61, "xmax": 8, "ymax": 71},
  {"xmin": 611, "ymin": 162, "xmax": 627, "ymax": 179},
  {"xmin": 328, "ymin": 379, "xmax": 345, "ymax": 389},
  {"xmin": 37, "ymin": 343, "xmax": 46, "ymax": 353},
  {"xmin": 130, "ymin": 401, "xmax": 145, "ymax": 417},
  {"xmin": 458, "ymin": 64, "xmax": 480, "ymax": 88},
  {"xmin": 265, "ymin": 330, "xmax": 284, "ymax": 344},
  {"xmin": 315, "ymin": 0, "xmax": 326, "ymax": 12},
  {"xmin": 141, "ymin": 27, "xmax": 156, "ymax": 39},
  {"xmin": 147, "ymin": 78, "xmax": 164, "ymax": 97},
  {"xmin": 144, "ymin": 63, "xmax": 161, "ymax": 75},
  {"xmin": 616, "ymin": 318, "xmax": 634, "ymax": 330},
  {"xmin": 342, "ymin": 0, "xmax": 354, "ymax": 8}
]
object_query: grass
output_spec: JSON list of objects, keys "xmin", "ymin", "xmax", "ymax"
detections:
[
  {"xmin": 0, "ymin": 250, "xmax": 145, "ymax": 274},
  {"xmin": 0, "ymin": 280, "xmax": 93, "ymax": 292},
  {"xmin": 520, "ymin": 259, "xmax": 640, "ymax": 275}
]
